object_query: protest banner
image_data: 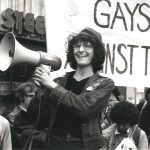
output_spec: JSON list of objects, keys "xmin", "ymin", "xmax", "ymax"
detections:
[{"xmin": 44, "ymin": 0, "xmax": 150, "ymax": 87}]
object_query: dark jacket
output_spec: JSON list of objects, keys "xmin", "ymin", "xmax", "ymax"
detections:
[
  {"xmin": 49, "ymin": 71, "xmax": 114, "ymax": 149},
  {"xmin": 137, "ymin": 100, "xmax": 150, "ymax": 138},
  {"xmin": 14, "ymin": 71, "xmax": 114, "ymax": 149},
  {"xmin": 137, "ymin": 87, "xmax": 150, "ymax": 139}
]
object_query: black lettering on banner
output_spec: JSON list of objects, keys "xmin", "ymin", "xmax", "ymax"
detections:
[
  {"xmin": 116, "ymin": 44, "xmax": 127, "ymax": 74},
  {"xmin": 104, "ymin": 43, "xmax": 150, "ymax": 75},
  {"xmin": 124, "ymin": 3, "xmax": 140, "ymax": 31},
  {"xmin": 94, "ymin": 1, "xmax": 150, "ymax": 76},
  {"xmin": 105, "ymin": 43, "xmax": 115, "ymax": 74},
  {"xmin": 111, "ymin": 2, "xmax": 127, "ymax": 30},
  {"xmin": 127, "ymin": 45, "xmax": 138, "ymax": 75},
  {"xmin": 94, "ymin": 0, "xmax": 111, "ymax": 28},
  {"xmin": 142, "ymin": 46, "xmax": 150, "ymax": 75},
  {"xmin": 94, "ymin": 0, "xmax": 150, "ymax": 32},
  {"xmin": 138, "ymin": 3, "xmax": 150, "ymax": 32}
]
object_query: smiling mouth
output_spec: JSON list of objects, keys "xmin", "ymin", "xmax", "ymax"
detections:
[{"xmin": 77, "ymin": 54, "xmax": 88, "ymax": 58}]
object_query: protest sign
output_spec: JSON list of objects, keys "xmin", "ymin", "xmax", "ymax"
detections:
[{"xmin": 44, "ymin": 0, "xmax": 150, "ymax": 87}]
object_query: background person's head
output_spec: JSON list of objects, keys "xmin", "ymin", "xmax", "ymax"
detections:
[
  {"xmin": 15, "ymin": 81, "xmax": 38, "ymax": 108},
  {"xmin": 0, "ymin": 82, "xmax": 38, "ymax": 115},
  {"xmin": 110, "ymin": 101, "xmax": 139, "ymax": 133},
  {"xmin": 112, "ymin": 86, "xmax": 126, "ymax": 101},
  {"xmin": 66, "ymin": 27, "xmax": 105, "ymax": 72}
]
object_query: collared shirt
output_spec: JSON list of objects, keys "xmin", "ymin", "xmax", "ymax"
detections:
[
  {"xmin": 111, "ymin": 128, "xmax": 129, "ymax": 149},
  {"xmin": 7, "ymin": 106, "xmax": 22, "ymax": 126},
  {"xmin": 0, "ymin": 115, "xmax": 12, "ymax": 150},
  {"xmin": 103, "ymin": 124, "xmax": 149, "ymax": 150}
]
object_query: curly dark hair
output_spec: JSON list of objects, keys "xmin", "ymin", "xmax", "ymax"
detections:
[
  {"xmin": 110, "ymin": 101, "xmax": 139, "ymax": 126},
  {"xmin": 66, "ymin": 29, "xmax": 105, "ymax": 72},
  {"xmin": 145, "ymin": 88, "xmax": 150, "ymax": 101}
]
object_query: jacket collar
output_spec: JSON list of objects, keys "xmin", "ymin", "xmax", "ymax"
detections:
[{"xmin": 65, "ymin": 71, "xmax": 101, "ymax": 85}]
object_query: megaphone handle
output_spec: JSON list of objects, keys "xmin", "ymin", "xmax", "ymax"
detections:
[{"xmin": 32, "ymin": 65, "xmax": 51, "ymax": 87}]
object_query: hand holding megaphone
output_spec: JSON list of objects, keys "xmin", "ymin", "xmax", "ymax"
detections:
[
  {"xmin": 32, "ymin": 65, "xmax": 57, "ymax": 88},
  {"xmin": 33, "ymin": 64, "xmax": 51, "ymax": 86}
]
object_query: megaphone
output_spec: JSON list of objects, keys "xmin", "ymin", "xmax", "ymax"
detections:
[{"xmin": 0, "ymin": 32, "xmax": 62, "ymax": 71}]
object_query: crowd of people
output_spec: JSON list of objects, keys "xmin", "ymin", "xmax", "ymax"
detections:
[{"xmin": 0, "ymin": 27, "xmax": 149, "ymax": 150}]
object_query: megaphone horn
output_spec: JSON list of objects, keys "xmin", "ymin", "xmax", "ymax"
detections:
[{"xmin": 0, "ymin": 32, "xmax": 62, "ymax": 71}]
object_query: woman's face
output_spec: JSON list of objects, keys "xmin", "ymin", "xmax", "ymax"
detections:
[{"xmin": 73, "ymin": 41, "xmax": 94, "ymax": 67}]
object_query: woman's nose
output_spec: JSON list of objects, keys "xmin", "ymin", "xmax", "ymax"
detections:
[{"xmin": 78, "ymin": 45, "xmax": 85, "ymax": 52}]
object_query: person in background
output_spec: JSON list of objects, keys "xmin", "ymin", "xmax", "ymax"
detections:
[
  {"xmin": 112, "ymin": 86, "xmax": 126, "ymax": 102},
  {"xmin": 137, "ymin": 87, "xmax": 150, "ymax": 147},
  {"xmin": 103, "ymin": 101, "xmax": 148, "ymax": 150},
  {"xmin": 1, "ymin": 81, "xmax": 38, "ymax": 149},
  {"xmin": 101, "ymin": 94, "xmax": 118, "ymax": 130},
  {"xmin": 6, "ymin": 81, "xmax": 38, "ymax": 126},
  {"xmin": 0, "ymin": 115, "xmax": 12, "ymax": 150},
  {"xmin": 101, "ymin": 86, "xmax": 125, "ymax": 131},
  {"xmin": 21, "ymin": 27, "xmax": 115, "ymax": 150},
  {"xmin": 0, "ymin": 94, "xmax": 17, "ymax": 117},
  {"xmin": 13, "ymin": 85, "xmax": 53, "ymax": 149}
]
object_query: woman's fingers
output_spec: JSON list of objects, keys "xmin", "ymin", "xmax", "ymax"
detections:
[
  {"xmin": 41, "ymin": 65, "xmax": 51, "ymax": 74},
  {"xmin": 34, "ymin": 66, "xmax": 51, "ymax": 76}
]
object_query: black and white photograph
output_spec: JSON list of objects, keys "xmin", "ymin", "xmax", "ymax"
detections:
[{"xmin": 0, "ymin": 0, "xmax": 149, "ymax": 149}]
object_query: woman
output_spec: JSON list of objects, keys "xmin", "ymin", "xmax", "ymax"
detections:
[{"xmin": 17, "ymin": 27, "xmax": 114, "ymax": 150}]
